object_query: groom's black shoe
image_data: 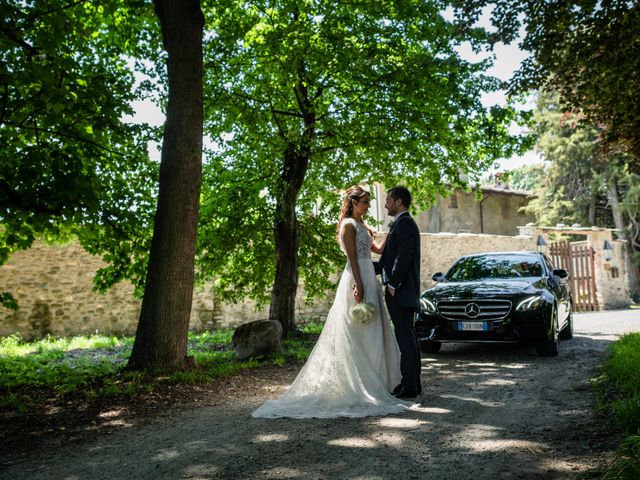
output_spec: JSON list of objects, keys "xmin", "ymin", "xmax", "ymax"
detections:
[
  {"xmin": 392, "ymin": 384, "xmax": 403, "ymax": 395},
  {"xmin": 393, "ymin": 387, "xmax": 418, "ymax": 399}
]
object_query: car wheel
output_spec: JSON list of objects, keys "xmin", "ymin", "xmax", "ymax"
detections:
[
  {"xmin": 536, "ymin": 305, "xmax": 559, "ymax": 357},
  {"xmin": 420, "ymin": 341, "xmax": 441, "ymax": 354},
  {"xmin": 559, "ymin": 307, "xmax": 573, "ymax": 340}
]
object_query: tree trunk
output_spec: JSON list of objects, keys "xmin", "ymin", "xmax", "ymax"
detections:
[
  {"xmin": 268, "ymin": 55, "xmax": 315, "ymax": 338},
  {"xmin": 608, "ymin": 179, "xmax": 640, "ymax": 296},
  {"xmin": 587, "ymin": 194, "xmax": 596, "ymax": 226},
  {"xmin": 269, "ymin": 145, "xmax": 309, "ymax": 337},
  {"xmin": 128, "ymin": 0, "xmax": 204, "ymax": 371}
]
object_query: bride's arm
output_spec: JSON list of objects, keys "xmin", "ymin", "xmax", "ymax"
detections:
[
  {"xmin": 342, "ymin": 223, "xmax": 364, "ymax": 303},
  {"xmin": 371, "ymin": 233, "xmax": 386, "ymax": 254}
]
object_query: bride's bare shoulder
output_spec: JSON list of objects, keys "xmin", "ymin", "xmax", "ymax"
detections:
[{"xmin": 340, "ymin": 218, "xmax": 357, "ymax": 229}]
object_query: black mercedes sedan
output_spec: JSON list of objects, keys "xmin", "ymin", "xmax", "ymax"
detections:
[{"xmin": 415, "ymin": 252, "xmax": 573, "ymax": 356}]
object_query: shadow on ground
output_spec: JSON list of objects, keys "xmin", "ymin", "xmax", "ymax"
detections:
[{"xmin": 0, "ymin": 333, "xmax": 618, "ymax": 480}]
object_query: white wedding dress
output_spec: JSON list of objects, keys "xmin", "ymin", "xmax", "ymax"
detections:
[{"xmin": 252, "ymin": 218, "xmax": 415, "ymax": 419}]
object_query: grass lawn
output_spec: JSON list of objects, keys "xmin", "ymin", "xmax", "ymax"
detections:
[
  {"xmin": 0, "ymin": 323, "xmax": 322, "ymax": 414},
  {"xmin": 593, "ymin": 332, "xmax": 640, "ymax": 479}
]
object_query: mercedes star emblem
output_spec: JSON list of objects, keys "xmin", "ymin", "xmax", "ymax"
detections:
[{"xmin": 465, "ymin": 303, "xmax": 480, "ymax": 318}]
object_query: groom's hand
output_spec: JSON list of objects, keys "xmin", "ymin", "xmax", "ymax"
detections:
[{"xmin": 387, "ymin": 286, "xmax": 396, "ymax": 296}]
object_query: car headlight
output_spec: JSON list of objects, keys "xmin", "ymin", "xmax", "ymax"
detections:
[
  {"xmin": 420, "ymin": 298, "xmax": 437, "ymax": 314},
  {"xmin": 516, "ymin": 295, "xmax": 543, "ymax": 311}
]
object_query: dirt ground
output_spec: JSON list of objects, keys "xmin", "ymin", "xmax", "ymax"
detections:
[{"xmin": 1, "ymin": 309, "xmax": 639, "ymax": 480}]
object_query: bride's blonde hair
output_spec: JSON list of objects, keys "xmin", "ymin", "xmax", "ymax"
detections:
[{"xmin": 336, "ymin": 186, "xmax": 374, "ymax": 241}]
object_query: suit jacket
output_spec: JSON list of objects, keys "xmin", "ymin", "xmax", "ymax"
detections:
[{"xmin": 376, "ymin": 212, "xmax": 421, "ymax": 310}]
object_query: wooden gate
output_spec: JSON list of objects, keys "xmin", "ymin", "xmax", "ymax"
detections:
[{"xmin": 549, "ymin": 241, "xmax": 598, "ymax": 311}]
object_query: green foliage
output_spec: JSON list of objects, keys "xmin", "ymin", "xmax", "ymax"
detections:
[
  {"xmin": 0, "ymin": 324, "xmax": 324, "ymax": 412},
  {"xmin": 518, "ymin": 92, "xmax": 614, "ymax": 228},
  {"xmin": 594, "ymin": 333, "xmax": 640, "ymax": 479},
  {"xmin": 515, "ymin": 92, "xmax": 640, "ymax": 283},
  {"xmin": 197, "ymin": 0, "xmax": 529, "ymax": 305},
  {"xmin": 602, "ymin": 435, "xmax": 640, "ymax": 480},
  {"xmin": 0, "ymin": 334, "xmax": 133, "ymax": 392},
  {"xmin": 0, "ymin": 291, "xmax": 18, "ymax": 310},
  {"xmin": 0, "ymin": 0, "xmax": 161, "ymax": 294},
  {"xmin": 0, "ymin": 392, "xmax": 33, "ymax": 413},
  {"xmin": 453, "ymin": 1, "xmax": 640, "ymax": 166},
  {"xmin": 615, "ymin": 169, "xmax": 640, "ymax": 276},
  {"xmin": 599, "ymin": 333, "xmax": 640, "ymax": 432},
  {"xmin": 503, "ymin": 164, "xmax": 545, "ymax": 192}
]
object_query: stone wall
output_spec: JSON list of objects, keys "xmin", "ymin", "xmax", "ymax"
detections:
[
  {"xmin": 419, "ymin": 232, "xmax": 538, "ymax": 291},
  {"xmin": 598, "ymin": 239, "xmax": 633, "ymax": 309},
  {"xmin": 0, "ymin": 231, "xmax": 630, "ymax": 339},
  {"xmin": 415, "ymin": 188, "xmax": 535, "ymax": 237},
  {"xmin": 0, "ymin": 240, "xmax": 334, "ymax": 339},
  {"xmin": 1, "ymin": 241, "xmax": 142, "ymax": 339}
]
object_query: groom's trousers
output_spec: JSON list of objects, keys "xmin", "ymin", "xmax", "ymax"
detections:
[{"xmin": 385, "ymin": 289, "xmax": 421, "ymax": 392}]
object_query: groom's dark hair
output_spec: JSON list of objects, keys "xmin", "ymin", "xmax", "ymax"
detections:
[{"xmin": 388, "ymin": 186, "xmax": 411, "ymax": 208}]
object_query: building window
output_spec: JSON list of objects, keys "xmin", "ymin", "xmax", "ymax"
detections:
[{"xmin": 449, "ymin": 193, "xmax": 458, "ymax": 209}]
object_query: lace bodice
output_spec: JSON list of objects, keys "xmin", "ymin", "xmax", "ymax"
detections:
[{"xmin": 340, "ymin": 218, "xmax": 372, "ymax": 260}]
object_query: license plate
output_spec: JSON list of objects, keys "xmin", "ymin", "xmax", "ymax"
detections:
[{"xmin": 458, "ymin": 321, "xmax": 488, "ymax": 331}]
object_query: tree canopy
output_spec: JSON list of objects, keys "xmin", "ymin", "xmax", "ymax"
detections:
[
  {"xmin": 508, "ymin": 91, "xmax": 639, "ymax": 296},
  {"xmin": 197, "ymin": 0, "xmax": 530, "ymax": 332},
  {"xmin": 2, "ymin": 1, "xmax": 532, "ymax": 336},
  {"xmin": 0, "ymin": 1, "xmax": 160, "ymax": 308},
  {"xmin": 454, "ymin": 0, "xmax": 640, "ymax": 166},
  {"xmin": 521, "ymin": 92, "xmax": 612, "ymax": 228}
]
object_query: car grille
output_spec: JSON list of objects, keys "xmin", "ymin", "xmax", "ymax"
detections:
[{"xmin": 436, "ymin": 299, "xmax": 512, "ymax": 321}]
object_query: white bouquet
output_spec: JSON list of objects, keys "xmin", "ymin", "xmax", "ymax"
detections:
[{"xmin": 349, "ymin": 302, "xmax": 376, "ymax": 324}]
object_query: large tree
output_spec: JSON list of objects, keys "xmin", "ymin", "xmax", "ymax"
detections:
[
  {"xmin": 454, "ymin": 0, "xmax": 640, "ymax": 167},
  {"xmin": 128, "ymin": 0, "xmax": 204, "ymax": 370},
  {"xmin": 524, "ymin": 92, "xmax": 610, "ymax": 228},
  {"xmin": 199, "ymin": 1, "xmax": 528, "ymax": 336},
  {"xmin": 1, "ymin": 0, "xmax": 206, "ymax": 371}
]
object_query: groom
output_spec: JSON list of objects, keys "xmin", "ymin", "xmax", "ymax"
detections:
[{"xmin": 377, "ymin": 186, "xmax": 421, "ymax": 399}]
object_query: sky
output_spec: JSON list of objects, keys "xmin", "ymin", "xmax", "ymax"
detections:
[
  {"xmin": 128, "ymin": 16, "xmax": 542, "ymax": 173},
  {"xmin": 480, "ymin": 43, "xmax": 542, "ymax": 173}
]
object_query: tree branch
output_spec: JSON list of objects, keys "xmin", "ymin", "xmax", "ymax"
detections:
[
  {"xmin": 269, "ymin": 99, "xmax": 288, "ymax": 141},
  {"xmin": 312, "ymin": 145, "xmax": 338, "ymax": 155},
  {"xmin": 27, "ymin": 0, "xmax": 87, "ymax": 23},
  {"xmin": 0, "ymin": 178, "xmax": 63, "ymax": 216},
  {"xmin": 3, "ymin": 121, "xmax": 126, "ymax": 156},
  {"xmin": 0, "ymin": 22, "xmax": 37, "ymax": 55}
]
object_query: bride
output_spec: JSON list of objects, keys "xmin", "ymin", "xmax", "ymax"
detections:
[{"xmin": 252, "ymin": 186, "xmax": 416, "ymax": 418}]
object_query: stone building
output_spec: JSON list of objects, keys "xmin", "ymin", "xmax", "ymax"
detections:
[{"xmin": 368, "ymin": 183, "xmax": 536, "ymax": 236}]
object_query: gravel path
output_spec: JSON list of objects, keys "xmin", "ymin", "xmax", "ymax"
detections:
[{"xmin": 2, "ymin": 309, "xmax": 639, "ymax": 480}]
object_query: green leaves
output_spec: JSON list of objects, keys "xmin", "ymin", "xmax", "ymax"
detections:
[
  {"xmin": 198, "ymin": 1, "xmax": 525, "ymax": 304},
  {"xmin": 453, "ymin": 0, "xmax": 640, "ymax": 166},
  {"xmin": 1, "ymin": 1, "xmax": 160, "ymax": 292},
  {"xmin": 0, "ymin": 292, "xmax": 18, "ymax": 311}
]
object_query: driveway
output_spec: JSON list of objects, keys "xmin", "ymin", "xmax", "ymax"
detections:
[{"xmin": 2, "ymin": 309, "xmax": 639, "ymax": 480}]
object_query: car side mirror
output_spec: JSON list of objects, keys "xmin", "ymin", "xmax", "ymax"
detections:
[
  {"xmin": 432, "ymin": 272, "xmax": 444, "ymax": 282},
  {"xmin": 552, "ymin": 269, "xmax": 569, "ymax": 279}
]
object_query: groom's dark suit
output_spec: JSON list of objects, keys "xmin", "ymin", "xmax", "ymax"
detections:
[{"xmin": 376, "ymin": 211, "xmax": 421, "ymax": 395}]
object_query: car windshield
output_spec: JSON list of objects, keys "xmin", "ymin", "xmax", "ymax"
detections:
[{"xmin": 446, "ymin": 254, "xmax": 543, "ymax": 281}]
